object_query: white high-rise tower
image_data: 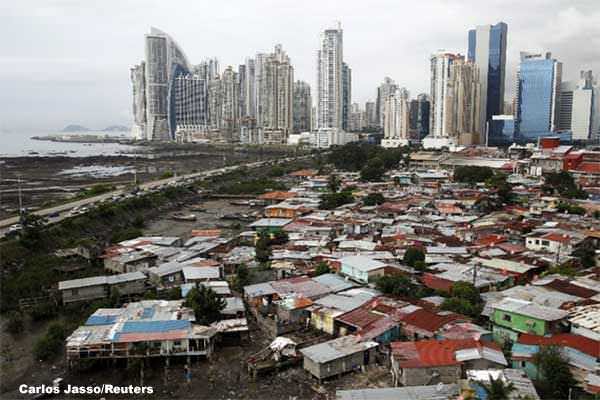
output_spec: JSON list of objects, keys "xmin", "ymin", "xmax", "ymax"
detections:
[{"xmin": 317, "ymin": 23, "xmax": 344, "ymax": 136}]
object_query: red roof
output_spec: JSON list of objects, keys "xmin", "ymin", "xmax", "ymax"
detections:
[
  {"xmin": 518, "ymin": 333, "xmax": 600, "ymax": 358},
  {"xmin": 391, "ymin": 339, "xmax": 501, "ymax": 368},
  {"xmin": 575, "ymin": 162, "xmax": 600, "ymax": 174},
  {"xmin": 496, "ymin": 242, "xmax": 527, "ymax": 255},
  {"xmin": 399, "ymin": 308, "xmax": 468, "ymax": 335},
  {"xmin": 543, "ymin": 279, "xmax": 598, "ymax": 298},
  {"xmin": 475, "ymin": 234, "xmax": 507, "ymax": 247},
  {"xmin": 258, "ymin": 191, "xmax": 297, "ymax": 201},
  {"xmin": 421, "ymin": 273, "xmax": 454, "ymax": 293},
  {"xmin": 542, "ymin": 232, "xmax": 572, "ymax": 243}
]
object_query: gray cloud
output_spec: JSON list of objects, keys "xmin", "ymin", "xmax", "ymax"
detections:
[{"xmin": 0, "ymin": 0, "xmax": 599, "ymax": 132}]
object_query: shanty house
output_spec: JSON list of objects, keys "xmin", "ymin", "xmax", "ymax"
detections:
[
  {"xmin": 58, "ymin": 271, "xmax": 146, "ymax": 304},
  {"xmin": 339, "ymin": 255, "xmax": 387, "ymax": 284},
  {"xmin": 390, "ymin": 339, "xmax": 507, "ymax": 386},
  {"xmin": 300, "ymin": 335, "xmax": 378, "ymax": 380},
  {"xmin": 490, "ymin": 297, "xmax": 569, "ymax": 343}
]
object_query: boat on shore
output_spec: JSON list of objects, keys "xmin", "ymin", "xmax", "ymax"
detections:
[{"xmin": 172, "ymin": 213, "xmax": 197, "ymax": 221}]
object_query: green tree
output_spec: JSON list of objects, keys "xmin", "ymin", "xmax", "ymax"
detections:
[
  {"xmin": 328, "ymin": 174, "xmax": 341, "ymax": 193},
  {"xmin": 363, "ymin": 192, "xmax": 385, "ymax": 206},
  {"xmin": 533, "ymin": 345, "xmax": 576, "ymax": 399},
  {"xmin": 255, "ymin": 232, "xmax": 272, "ymax": 263},
  {"xmin": 403, "ymin": 246, "xmax": 426, "ymax": 268},
  {"xmin": 451, "ymin": 281, "xmax": 482, "ymax": 304},
  {"xmin": 454, "ymin": 166, "xmax": 494, "ymax": 184},
  {"xmin": 543, "ymin": 171, "xmax": 587, "ymax": 199},
  {"xmin": 480, "ymin": 374, "xmax": 516, "ymax": 400},
  {"xmin": 33, "ymin": 321, "xmax": 66, "ymax": 361},
  {"xmin": 441, "ymin": 297, "xmax": 479, "ymax": 318},
  {"xmin": 5, "ymin": 311, "xmax": 24, "ymax": 335},
  {"xmin": 319, "ymin": 190, "xmax": 355, "ymax": 210},
  {"xmin": 232, "ymin": 263, "xmax": 251, "ymax": 292},
  {"xmin": 184, "ymin": 286, "xmax": 226, "ymax": 325},
  {"xmin": 360, "ymin": 157, "xmax": 385, "ymax": 182},
  {"xmin": 314, "ymin": 262, "xmax": 331, "ymax": 276},
  {"xmin": 485, "ymin": 172, "xmax": 514, "ymax": 205},
  {"xmin": 441, "ymin": 281, "xmax": 483, "ymax": 318},
  {"xmin": 376, "ymin": 275, "xmax": 416, "ymax": 296}
]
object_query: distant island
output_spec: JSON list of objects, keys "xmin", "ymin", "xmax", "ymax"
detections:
[
  {"xmin": 60, "ymin": 124, "xmax": 130, "ymax": 133},
  {"xmin": 102, "ymin": 125, "xmax": 129, "ymax": 132},
  {"xmin": 61, "ymin": 124, "xmax": 90, "ymax": 133}
]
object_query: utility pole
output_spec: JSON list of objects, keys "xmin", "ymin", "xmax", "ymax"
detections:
[{"xmin": 17, "ymin": 175, "xmax": 24, "ymax": 224}]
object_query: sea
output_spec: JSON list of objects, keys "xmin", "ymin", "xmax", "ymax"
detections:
[{"xmin": 0, "ymin": 131, "xmax": 139, "ymax": 158}]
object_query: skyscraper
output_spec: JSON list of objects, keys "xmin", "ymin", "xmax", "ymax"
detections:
[
  {"xmin": 342, "ymin": 62, "xmax": 352, "ymax": 131},
  {"xmin": 376, "ymin": 77, "xmax": 398, "ymax": 129},
  {"xmin": 131, "ymin": 28, "xmax": 192, "ymax": 141},
  {"xmin": 426, "ymin": 52, "xmax": 481, "ymax": 148},
  {"xmin": 130, "ymin": 62, "xmax": 146, "ymax": 140},
  {"xmin": 173, "ymin": 74, "xmax": 208, "ymax": 139},
  {"xmin": 558, "ymin": 71, "xmax": 595, "ymax": 141},
  {"xmin": 468, "ymin": 22, "xmax": 508, "ymax": 140},
  {"xmin": 221, "ymin": 66, "xmax": 239, "ymax": 141},
  {"xmin": 516, "ymin": 52, "xmax": 562, "ymax": 141},
  {"xmin": 348, "ymin": 103, "xmax": 365, "ymax": 132},
  {"xmin": 382, "ymin": 88, "xmax": 410, "ymax": 147},
  {"xmin": 254, "ymin": 45, "xmax": 294, "ymax": 143},
  {"xmin": 365, "ymin": 101, "xmax": 377, "ymax": 129},
  {"xmin": 409, "ymin": 94, "xmax": 430, "ymax": 142},
  {"xmin": 317, "ymin": 23, "xmax": 343, "ymax": 130},
  {"xmin": 293, "ymin": 81, "xmax": 312, "ymax": 133}
]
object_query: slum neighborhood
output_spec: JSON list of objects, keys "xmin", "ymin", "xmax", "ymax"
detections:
[{"xmin": 58, "ymin": 139, "xmax": 600, "ymax": 399}]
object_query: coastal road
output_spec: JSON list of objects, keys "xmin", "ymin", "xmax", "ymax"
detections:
[{"xmin": 0, "ymin": 156, "xmax": 303, "ymax": 237}]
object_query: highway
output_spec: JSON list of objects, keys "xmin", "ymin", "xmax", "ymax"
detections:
[{"xmin": 0, "ymin": 156, "xmax": 302, "ymax": 237}]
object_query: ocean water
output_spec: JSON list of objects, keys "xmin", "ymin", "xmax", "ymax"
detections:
[{"xmin": 0, "ymin": 131, "xmax": 139, "ymax": 157}]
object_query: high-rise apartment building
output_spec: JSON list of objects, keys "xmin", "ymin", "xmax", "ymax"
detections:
[
  {"xmin": 382, "ymin": 88, "xmax": 410, "ymax": 147},
  {"xmin": 348, "ymin": 103, "xmax": 365, "ymax": 132},
  {"xmin": 220, "ymin": 66, "xmax": 239, "ymax": 141},
  {"xmin": 468, "ymin": 22, "xmax": 508, "ymax": 140},
  {"xmin": 317, "ymin": 24, "xmax": 344, "ymax": 131},
  {"xmin": 558, "ymin": 71, "xmax": 595, "ymax": 141},
  {"xmin": 342, "ymin": 62, "xmax": 352, "ymax": 131},
  {"xmin": 376, "ymin": 77, "xmax": 398, "ymax": 129},
  {"xmin": 131, "ymin": 27, "xmax": 192, "ymax": 141},
  {"xmin": 173, "ymin": 74, "xmax": 208, "ymax": 139},
  {"xmin": 365, "ymin": 101, "xmax": 377, "ymax": 129},
  {"xmin": 293, "ymin": 81, "xmax": 312, "ymax": 133},
  {"xmin": 426, "ymin": 52, "xmax": 481, "ymax": 148},
  {"xmin": 516, "ymin": 52, "xmax": 562, "ymax": 141}
]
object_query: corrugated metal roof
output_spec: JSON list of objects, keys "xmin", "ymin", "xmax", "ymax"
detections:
[
  {"xmin": 300, "ymin": 335, "xmax": 378, "ymax": 364},
  {"xmin": 336, "ymin": 384, "xmax": 459, "ymax": 400}
]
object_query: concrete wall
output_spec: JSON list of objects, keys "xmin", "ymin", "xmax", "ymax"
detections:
[{"xmin": 395, "ymin": 364, "xmax": 461, "ymax": 386}]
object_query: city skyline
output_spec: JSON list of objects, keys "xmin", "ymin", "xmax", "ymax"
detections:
[{"xmin": 1, "ymin": 0, "xmax": 600, "ymax": 131}]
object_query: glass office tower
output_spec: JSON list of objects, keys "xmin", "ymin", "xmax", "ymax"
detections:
[
  {"xmin": 468, "ymin": 22, "xmax": 508, "ymax": 140},
  {"xmin": 488, "ymin": 115, "xmax": 515, "ymax": 146},
  {"xmin": 516, "ymin": 52, "xmax": 562, "ymax": 141}
]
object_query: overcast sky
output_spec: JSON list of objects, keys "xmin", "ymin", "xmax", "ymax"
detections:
[{"xmin": 1, "ymin": 0, "xmax": 599, "ymax": 132}]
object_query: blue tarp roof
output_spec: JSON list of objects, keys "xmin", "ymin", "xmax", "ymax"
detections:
[
  {"xmin": 119, "ymin": 320, "xmax": 190, "ymax": 333},
  {"xmin": 141, "ymin": 307, "xmax": 155, "ymax": 319},
  {"xmin": 86, "ymin": 315, "xmax": 118, "ymax": 326}
]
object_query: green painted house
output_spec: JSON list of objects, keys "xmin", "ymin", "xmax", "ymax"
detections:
[{"xmin": 490, "ymin": 297, "xmax": 569, "ymax": 344}]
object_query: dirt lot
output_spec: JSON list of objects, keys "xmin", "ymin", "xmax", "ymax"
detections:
[{"xmin": 0, "ymin": 143, "xmax": 291, "ymax": 219}]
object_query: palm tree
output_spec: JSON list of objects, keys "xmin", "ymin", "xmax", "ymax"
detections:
[{"xmin": 481, "ymin": 374, "xmax": 516, "ymax": 400}]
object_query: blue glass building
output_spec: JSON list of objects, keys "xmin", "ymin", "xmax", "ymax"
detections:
[
  {"xmin": 516, "ymin": 52, "xmax": 562, "ymax": 142},
  {"xmin": 488, "ymin": 115, "xmax": 515, "ymax": 146},
  {"xmin": 468, "ymin": 22, "xmax": 508, "ymax": 125}
]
